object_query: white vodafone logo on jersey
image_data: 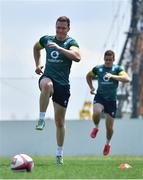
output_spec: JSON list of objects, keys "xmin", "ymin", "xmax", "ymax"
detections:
[
  {"xmin": 51, "ymin": 51, "xmax": 59, "ymax": 59},
  {"xmin": 103, "ymin": 76, "xmax": 110, "ymax": 82}
]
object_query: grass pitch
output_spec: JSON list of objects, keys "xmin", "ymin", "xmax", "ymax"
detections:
[{"xmin": 0, "ymin": 156, "xmax": 143, "ymax": 179}]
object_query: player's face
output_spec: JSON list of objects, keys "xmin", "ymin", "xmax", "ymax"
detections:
[
  {"xmin": 56, "ymin": 21, "xmax": 70, "ymax": 40},
  {"xmin": 104, "ymin": 55, "xmax": 114, "ymax": 67}
]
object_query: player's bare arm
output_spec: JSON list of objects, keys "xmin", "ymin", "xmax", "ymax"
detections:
[
  {"xmin": 86, "ymin": 71, "xmax": 96, "ymax": 95},
  {"xmin": 33, "ymin": 42, "xmax": 44, "ymax": 75},
  {"xmin": 48, "ymin": 41, "xmax": 81, "ymax": 62},
  {"xmin": 104, "ymin": 71, "xmax": 130, "ymax": 83}
]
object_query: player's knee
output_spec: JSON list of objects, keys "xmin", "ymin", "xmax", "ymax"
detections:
[
  {"xmin": 93, "ymin": 111, "xmax": 101, "ymax": 117},
  {"xmin": 55, "ymin": 119, "xmax": 64, "ymax": 128},
  {"xmin": 41, "ymin": 82, "xmax": 53, "ymax": 93}
]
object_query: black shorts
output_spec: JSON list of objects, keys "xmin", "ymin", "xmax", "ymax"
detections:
[
  {"xmin": 39, "ymin": 75, "xmax": 70, "ymax": 108},
  {"xmin": 93, "ymin": 94, "xmax": 117, "ymax": 118}
]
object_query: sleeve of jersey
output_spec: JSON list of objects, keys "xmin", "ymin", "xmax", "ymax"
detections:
[
  {"xmin": 69, "ymin": 39, "xmax": 79, "ymax": 48},
  {"xmin": 92, "ymin": 67, "xmax": 97, "ymax": 76},
  {"xmin": 39, "ymin": 36, "xmax": 47, "ymax": 48},
  {"xmin": 117, "ymin": 66, "xmax": 125, "ymax": 75}
]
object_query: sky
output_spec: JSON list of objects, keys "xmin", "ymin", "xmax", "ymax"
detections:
[{"xmin": 0, "ymin": 0, "xmax": 131, "ymax": 120}]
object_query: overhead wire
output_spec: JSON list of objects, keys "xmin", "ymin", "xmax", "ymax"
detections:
[
  {"xmin": 98, "ymin": 0, "xmax": 131, "ymax": 63},
  {"xmin": 98, "ymin": 0, "xmax": 122, "ymax": 63}
]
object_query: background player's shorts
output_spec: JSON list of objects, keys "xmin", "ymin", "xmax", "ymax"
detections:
[
  {"xmin": 39, "ymin": 75, "xmax": 70, "ymax": 108},
  {"xmin": 93, "ymin": 94, "xmax": 117, "ymax": 118}
]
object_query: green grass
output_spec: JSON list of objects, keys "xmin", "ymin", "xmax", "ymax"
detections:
[{"xmin": 0, "ymin": 156, "xmax": 143, "ymax": 179}]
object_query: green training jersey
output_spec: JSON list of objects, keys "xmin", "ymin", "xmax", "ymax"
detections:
[
  {"xmin": 39, "ymin": 35, "xmax": 79, "ymax": 86},
  {"xmin": 92, "ymin": 64, "xmax": 124, "ymax": 101}
]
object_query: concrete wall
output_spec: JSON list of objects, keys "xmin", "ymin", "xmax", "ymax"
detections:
[{"xmin": 0, "ymin": 119, "xmax": 143, "ymax": 156}]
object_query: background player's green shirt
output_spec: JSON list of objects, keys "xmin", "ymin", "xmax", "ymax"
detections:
[
  {"xmin": 39, "ymin": 35, "xmax": 79, "ymax": 86},
  {"xmin": 92, "ymin": 64, "xmax": 124, "ymax": 101}
]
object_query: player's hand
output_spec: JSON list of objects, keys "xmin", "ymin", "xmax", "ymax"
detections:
[
  {"xmin": 47, "ymin": 41, "xmax": 61, "ymax": 50},
  {"xmin": 90, "ymin": 87, "xmax": 96, "ymax": 95},
  {"xmin": 35, "ymin": 65, "xmax": 44, "ymax": 75},
  {"xmin": 104, "ymin": 72, "xmax": 113, "ymax": 78}
]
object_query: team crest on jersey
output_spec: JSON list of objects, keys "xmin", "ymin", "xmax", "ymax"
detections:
[
  {"xmin": 51, "ymin": 51, "xmax": 59, "ymax": 59},
  {"xmin": 63, "ymin": 42, "xmax": 68, "ymax": 46},
  {"xmin": 112, "ymin": 67, "xmax": 115, "ymax": 71}
]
